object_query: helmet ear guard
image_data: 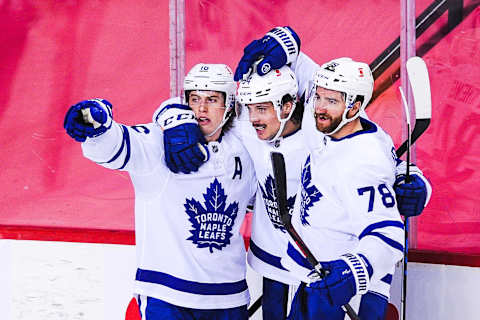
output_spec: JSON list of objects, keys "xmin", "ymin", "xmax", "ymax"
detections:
[
  {"xmin": 237, "ymin": 66, "xmax": 299, "ymax": 142},
  {"xmin": 183, "ymin": 63, "xmax": 237, "ymax": 136},
  {"xmin": 312, "ymin": 57, "xmax": 374, "ymax": 136}
]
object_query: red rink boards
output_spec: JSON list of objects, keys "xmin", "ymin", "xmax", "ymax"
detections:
[{"xmin": 1, "ymin": 1, "xmax": 480, "ymax": 264}]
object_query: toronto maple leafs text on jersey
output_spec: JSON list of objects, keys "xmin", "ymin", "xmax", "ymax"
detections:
[{"xmin": 81, "ymin": 113, "xmax": 257, "ymax": 310}]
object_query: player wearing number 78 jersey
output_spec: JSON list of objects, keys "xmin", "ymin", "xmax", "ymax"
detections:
[
  {"xmin": 235, "ymin": 60, "xmax": 401, "ymax": 319},
  {"xmin": 233, "ymin": 27, "xmax": 428, "ymax": 319},
  {"xmin": 158, "ymin": 26, "xmax": 431, "ymax": 319},
  {"xmin": 281, "ymin": 57, "xmax": 405, "ymax": 319}
]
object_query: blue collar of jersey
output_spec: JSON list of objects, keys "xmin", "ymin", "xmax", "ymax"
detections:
[
  {"xmin": 283, "ymin": 126, "xmax": 302, "ymax": 139},
  {"xmin": 269, "ymin": 126, "xmax": 302, "ymax": 147},
  {"xmin": 215, "ymin": 132, "xmax": 224, "ymax": 143},
  {"xmin": 329, "ymin": 117, "xmax": 378, "ymax": 142}
]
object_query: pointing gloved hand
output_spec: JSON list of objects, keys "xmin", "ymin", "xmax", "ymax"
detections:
[{"xmin": 64, "ymin": 98, "xmax": 113, "ymax": 142}]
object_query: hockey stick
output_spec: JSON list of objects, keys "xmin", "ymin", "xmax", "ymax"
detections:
[
  {"xmin": 397, "ymin": 56, "xmax": 432, "ymax": 320},
  {"xmin": 270, "ymin": 152, "xmax": 360, "ymax": 320},
  {"xmin": 395, "ymin": 56, "xmax": 432, "ymax": 159},
  {"xmin": 398, "ymin": 85, "xmax": 411, "ymax": 320},
  {"xmin": 247, "ymin": 295, "xmax": 262, "ymax": 318}
]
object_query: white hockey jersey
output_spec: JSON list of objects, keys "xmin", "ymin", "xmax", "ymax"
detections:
[
  {"xmin": 282, "ymin": 115, "xmax": 404, "ymax": 296},
  {"xmin": 232, "ymin": 119, "xmax": 305, "ymax": 286},
  {"xmin": 231, "ymin": 52, "xmax": 399, "ymax": 297},
  {"xmin": 81, "ymin": 110, "xmax": 257, "ymax": 309}
]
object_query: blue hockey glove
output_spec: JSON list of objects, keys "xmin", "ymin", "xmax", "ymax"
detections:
[
  {"xmin": 394, "ymin": 161, "xmax": 431, "ymax": 217},
  {"xmin": 154, "ymin": 104, "xmax": 209, "ymax": 174},
  {"xmin": 64, "ymin": 98, "xmax": 113, "ymax": 142},
  {"xmin": 308, "ymin": 253, "xmax": 373, "ymax": 307},
  {"xmin": 234, "ymin": 26, "xmax": 301, "ymax": 81}
]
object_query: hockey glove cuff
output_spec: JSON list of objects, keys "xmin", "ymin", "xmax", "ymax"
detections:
[{"xmin": 309, "ymin": 253, "xmax": 373, "ymax": 307}]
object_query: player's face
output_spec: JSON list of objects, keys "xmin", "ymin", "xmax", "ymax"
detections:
[
  {"xmin": 246, "ymin": 102, "xmax": 281, "ymax": 141},
  {"xmin": 313, "ymin": 86, "xmax": 346, "ymax": 134},
  {"xmin": 188, "ymin": 90, "xmax": 226, "ymax": 141}
]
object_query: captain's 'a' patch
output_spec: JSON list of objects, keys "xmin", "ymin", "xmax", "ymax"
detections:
[{"xmin": 185, "ymin": 178, "xmax": 239, "ymax": 253}]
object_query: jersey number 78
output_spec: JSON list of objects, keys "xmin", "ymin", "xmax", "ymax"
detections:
[{"xmin": 357, "ymin": 184, "xmax": 396, "ymax": 212}]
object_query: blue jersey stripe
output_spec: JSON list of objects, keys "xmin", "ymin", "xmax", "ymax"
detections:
[
  {"xmin": 366, "ymin": 231, "xmax": 404, "ymax": 252},
  {"xmin": 250, "ymin": 240, "xmax": 287, "ymax": 271},
  {"xmin": 366, "ymin": 290, "xmax": 388, "ymax": 302},
  {"xmin": 135, "ymin": 268, "xmax": 248, "ymax": 295},
  {"xmin": 359, "ymin": 220, "xmax": 404, "ymax": 239},
  {"xmin": 96, "ymin": 125, "xmax": 130, "ymax": 167},
  {"xmin": 287, "ymin": 242, "xmax": 312, "ymax": 269},
  {"xmin": 117, "ymin": 125, "xmax": 131, "ymax": 169},
  {"xmin": 97, "ymin": 131, "xmax": 125, "ymax": 165}
]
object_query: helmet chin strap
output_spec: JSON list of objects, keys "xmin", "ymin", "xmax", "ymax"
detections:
[
  {"xmin": 205, "ymin": 120, "xmax": 225, "ymax": 137},
  {"xmin": 268, "ymin": 118, "xmax": 288, "ymax": 143},
  {"xmin": 268, "ymin": 102, "xmax": 294, "ymax": 143},
  {"xmin": 205, "ymin": 108, "xmax": 233, "ymax": 137}
]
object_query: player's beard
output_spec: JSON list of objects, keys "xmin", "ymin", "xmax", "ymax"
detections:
[{"xmin": 314, "ymin": 113, "xmax": 342, "ymax": 134}]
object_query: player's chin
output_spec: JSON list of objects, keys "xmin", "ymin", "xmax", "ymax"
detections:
[
  {"xmin": 199, "ymin": 121, "xmax": 212, "ymax": 131},
  {"xmin": 255, "ymin": 128, "xmax": 271, "ymax": 141},
  {"xmin": 255, "ymin": 130, "xmax": 265, "ymax": 140},
  {"xmin": 315, "ymin": 120, "xmax": 331, "ymax": 132},
  {"xmin": 199, "ymin": 125, "xmax": 212, "ymax": 136}
]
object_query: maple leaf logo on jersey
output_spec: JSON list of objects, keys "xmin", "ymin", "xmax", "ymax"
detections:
[
  {"xmin": 259, "ymin": 175, "xmax": 296, "ymax": 232},
  {"xmin": 300, "ymin": 156, "xmax": 323, "ymax": 225},
  {"xmin": 184, "ymin": 178, "xmax": 239, "ymax": 253}
]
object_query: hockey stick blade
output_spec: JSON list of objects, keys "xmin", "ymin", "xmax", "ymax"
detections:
[
  {"xmin": 396, "ymin": 118, "xmax": 430, "ymax": 157},
  {"xmin": 270, "ymin": 152, "xmax": 360, "ymax": 320},
  {"xmin": 407, "ymin": 57, "xmax": 432, "ymax": 120},
  {"xmin": 396, "ymin": 57, "xmax": 432, "ymax": 158}
]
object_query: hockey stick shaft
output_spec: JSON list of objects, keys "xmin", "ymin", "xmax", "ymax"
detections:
[
  {"xmin": 399, "ymin": 86, "xmax": 412, "ymax": 182},
  {"xmin": 398, "ymin": 56, "xmax": 432, "ymax": 320},
  {"xmin": 399, "ymin": 85, "xmax": 411, "ymax": 320},
  {"xmin": 270, "ymin": 152, "xmax": 360, "ymax": 320},
  {"xmin": 247, "ymin": 295, "xmax": 262, "ymax": 317}
]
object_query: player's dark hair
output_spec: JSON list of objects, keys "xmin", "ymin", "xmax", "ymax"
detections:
[
  {"xmin": 220, "ymin": 108, "xmax": 235, "ymax": 134},
  {"xmin": 355, "ymin": 95, "xmax": 365, "ymax": 105},
  {"xmin": 340, "ymin": 92, "xmax": 365, "ymax": 107},
  {"xmin": 282, "ymin": 93, "xmax": 304, "ymax": 124}
]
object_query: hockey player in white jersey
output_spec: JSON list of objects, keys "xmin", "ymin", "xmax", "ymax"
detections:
[
  {"xmin": 278, "ymin": 58, "xmax": 405, "ymax": 320},
  {"xmin": 161, "ymin": 27, "xmax": 431, "ymax": 319},
  {"xmin": 235, "ymin": 65, "xmax": 306, "ymax": 319},
  {"xmin": 236, "ymin": 65, "xmax": 408, "ymax": 320},
  {"xmin": 63, "ymin": 64, "xmax": 257, "ymax": 320}
]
